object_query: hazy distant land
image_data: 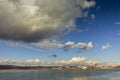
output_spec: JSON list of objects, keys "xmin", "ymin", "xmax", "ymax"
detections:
[{"xmin": 0, "ymin": 65, "xmax": 120, "ymax": 70}]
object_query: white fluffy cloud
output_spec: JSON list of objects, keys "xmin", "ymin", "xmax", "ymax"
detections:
[
  {"xmin": 0, "ymin": 59, "xmax": 44, "ymax": 66},
  {"xmin": 76, "ymin": 42, "xmax": 93, "ymax": 50},
  {"xmin": 0, "ymin": 57, "xmax": 98, "ymax": 66},
  {"xmin": 0, "ymin": 0, "xmax": 95, "ymax": 42},
  {"xmin": 102, "ymin": 43, "xmax": 111, "ymax": 50},
  {"xmin": 85, "ymin": 60, "xmax": 98, "ymax": 66},
  {"xmin": 65, "ymin": 41, "xmax": 75, "ymax": 47}
]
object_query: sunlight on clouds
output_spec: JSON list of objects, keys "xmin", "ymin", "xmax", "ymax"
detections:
[
  {"xmin": 65, "ymin": 41, "xmax": 75, "ymax": 47},
  {"xmin": 73, "ymin": 77, "xmax": 87, "ymax": 80},
  {"xmin": 32, "ymin": 40, "xmax": 94, "ymax": 51},
  {"xmin": 76, "ymin": 42, "xmax": 93, "ymax": 50},
  {"xmin": 1, "ymin": 40, "xmax": 94, "ymax": 53},
  {"xmin": 75, "ymin": 0, "xmax": 95, "ymax": 9},
  {"xmin": 0, "ymin": 57, "xmax": 98, "ymax": 66},
  {"xmin": 86, "ymin": 60, "xmax": 98, "ymax": 66}
]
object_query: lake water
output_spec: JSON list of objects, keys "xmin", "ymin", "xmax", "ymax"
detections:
[{"xmin": 0, "ymin": 69, "xmax": 120, "ymax": 80}]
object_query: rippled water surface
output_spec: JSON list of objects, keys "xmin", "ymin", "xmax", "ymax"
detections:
[{"xmin": 0, "ymin": 69, "xmax": 120, "ymax": 80}]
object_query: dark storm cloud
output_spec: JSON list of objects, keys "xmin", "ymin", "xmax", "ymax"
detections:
[{"xmin": 0, "ymin": 0, "xmax": 95, "ymax": 42}]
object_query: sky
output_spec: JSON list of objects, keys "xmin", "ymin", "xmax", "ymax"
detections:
[{"xmin": 0, "ymin": 0, "xmax": 120, "ymax": 66}]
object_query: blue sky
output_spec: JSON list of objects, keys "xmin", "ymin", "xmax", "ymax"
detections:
[{"xmin": 0, "ymin": 0, "xmax": 120, "ymax": 66}]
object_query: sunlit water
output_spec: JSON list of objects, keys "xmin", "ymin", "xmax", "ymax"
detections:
[{"xmin": 0, "ymin": 69, "xmax": 120, "ymax": 80}]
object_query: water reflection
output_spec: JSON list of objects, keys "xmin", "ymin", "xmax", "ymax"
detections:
[
  {"xmin": 0, "ymin": 70, "xmax": 120, "ymax": 80},
  {"xmin": 73, "ymin": 77, "xmax": 87, "ymax": 80}
]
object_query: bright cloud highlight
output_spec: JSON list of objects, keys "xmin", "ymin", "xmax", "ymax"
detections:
[{"xmin": 0, "ymin": 57, "xmax": 98, "ymax": 66}]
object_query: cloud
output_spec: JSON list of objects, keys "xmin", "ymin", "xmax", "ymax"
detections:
[
  {"xmin": 32, "ymin": 40, "xmax": 64, "ymax": 48},
  {"xmin": 2, "ymin": 40, "xmax": 94, "ymax": 53},
  {"xmin": 97, "ymin": 6, "xmax": 100, "ymax": 11},
  {"xmin": 0, "ymin": 58, "xmax": 46, "ymax": 66},
  {"xmin": 0, "ymin": 0, "xmax": 95, "ymax": 42},
  {"xmin": 1, "ymin": 39, "xmax": 94, "ymax": 53},
  {"xmin": 1, "ymin": 40, "xmax": 46, "ymax": 52},
  {"xmin": 63, "ymin": 41, "xmax": 75, "ymax": 51},
  {"xmin": 115, "ymin": 22, "xmax": 120, "ymax": 25},
  {"xmin": 102, "ymin": 43, "xmax": 111, "ymax": 50},
  {"xmin": 75, "ymin": 0, "xmax": 95, "ymax": 9},
  {"xmin": 0, "ymin": 57, "xmax": 98, "ymax": 66},
  {"xmin": 32, "ymin": 40, "xmax": 94, "ymax": 52},
  {"xmin": 76, "ymin": 42, "xmax": 93, "ymax": 50},
  {"xmin": 63, "ymin": 41, "xmax": 93, "ymax": 52},
  {"xmin": 85, "ymin": 60, "xmax": 98, "ymax": 66},
  {"xmin": 91, "ymin": 14, "xmax": 96, "ymax": 21},
  {"xmin": 50, "ymin": 54, "xmax": 58, "ymax": 58},
  {"xmin": 117, "ymin": 33, "xmax": 120, "ymax": 36},
  {"xmin": 54, "ymin": 57, "xmax": 86, "ymax": 66},
  {"xmin": 65, "ymin": 41, "xmax": 75, "ymax": 47}
]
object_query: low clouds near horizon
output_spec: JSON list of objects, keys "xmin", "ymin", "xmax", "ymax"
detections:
[
  {"xmin": 0, "ymin": 0, "xmax": 95, "ymax": 42},
  {"xmin": 0, "ymin": 57, "xmax": 98, "ymax": 66}
]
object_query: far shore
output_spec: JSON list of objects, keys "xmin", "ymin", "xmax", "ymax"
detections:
[{"xmin": 0, "ymin": 65, "xmax": 120, "ymax": 70}]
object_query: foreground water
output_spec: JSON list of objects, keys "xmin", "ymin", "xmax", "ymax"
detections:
[{"xmin": 0, "ymin": 69, "xmax": 120, "ymax": 80}]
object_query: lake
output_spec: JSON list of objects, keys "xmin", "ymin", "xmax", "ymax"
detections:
[{"xmin": 0, "ymin": 69, "xmax": 120, "ymax": 80}]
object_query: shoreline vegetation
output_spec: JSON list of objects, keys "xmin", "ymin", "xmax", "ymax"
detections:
[{"xmin": 0, "ymin": 65, "xmax": 120, "ymax": 70}]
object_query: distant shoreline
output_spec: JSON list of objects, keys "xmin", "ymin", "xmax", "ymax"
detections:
[
  {"xmin": 0, "ymin": 65, "xmax": 120, "ymax": 70},
  {"xmin": 0, "ymin": 68, "xmax": 120, "ymax": 70}
]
